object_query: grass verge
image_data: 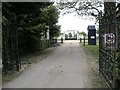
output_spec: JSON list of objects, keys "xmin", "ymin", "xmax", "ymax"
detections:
[
  {"xmin": 84, "ymin": 44, "xmax": 99, "ymax": 59},
  {"xmin": 82, "ymin": 43, "xmax": 108, "ymax": 88}
]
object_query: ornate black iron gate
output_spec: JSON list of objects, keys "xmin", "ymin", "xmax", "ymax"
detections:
[
  {"xmin": 116, "ymin": 3, "xmax": 120, "ymax": 88},
  {"xmin": 2, "ymin": 15, "xmax": 20, "ymax": 74},
  {"xmin": 99, "ymin": 2, "xmax": 120, "ymax": 88}
]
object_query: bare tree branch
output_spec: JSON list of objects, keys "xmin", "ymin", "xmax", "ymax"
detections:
[{"xmin": 55, "ymin": 0, "xmax": 104, "ymax": 17}]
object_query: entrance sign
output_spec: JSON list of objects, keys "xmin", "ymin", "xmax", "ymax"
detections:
[{"xmin": 103, "ymin": 33, "xmax": 116, "ymax": 50}]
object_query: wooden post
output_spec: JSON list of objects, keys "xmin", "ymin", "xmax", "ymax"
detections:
[
  {"xmin": 84, "ymin": 37, "xmax": 85, "ymax": 46},
  {"xmin": 80, "ymin": 38, "xmax": 82, "ymax": 43},
  {"xmin": 61, "ymin": 38, "xmax": 63, "ymax": 43}
]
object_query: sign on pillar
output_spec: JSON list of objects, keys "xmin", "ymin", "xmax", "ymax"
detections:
[{"xmin": 103, "ymin": 33, "xmax": 116, "ymax": 50}]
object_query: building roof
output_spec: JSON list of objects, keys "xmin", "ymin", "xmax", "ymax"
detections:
[{"xmin": 87, "ymin": 25, "xmax": 96, "ymax": 30}]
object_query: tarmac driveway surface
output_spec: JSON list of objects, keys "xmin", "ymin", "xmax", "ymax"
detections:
[{"xmin": 3, "ymin": 40, "xmax": 92, "ymax": 88}]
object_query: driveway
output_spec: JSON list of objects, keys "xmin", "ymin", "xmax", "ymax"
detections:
[{"xmin": 3, "ymin": 40, "xmax": 92, "ymax": 88}]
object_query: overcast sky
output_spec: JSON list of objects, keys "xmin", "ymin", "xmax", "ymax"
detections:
[{"xmin": 58, "ymin": 13, "xmax": 96, "ymax": 34}]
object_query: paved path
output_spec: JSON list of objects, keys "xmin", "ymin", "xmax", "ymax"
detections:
[{"xmin": 3, "ymin": 40, "xmax": 92, "ymax": 88}]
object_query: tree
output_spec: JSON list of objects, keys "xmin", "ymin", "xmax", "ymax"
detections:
[
  {"xmin": 68, "ymin": 32, "xmax": 72, "ymax": 38},
  {"xmin": 74, "ymin": 34, "xmax": 77, "ymax": 38},
  {"xmin": 40, "ymin": 5, "xmax": 60, "ymax": 39},
  {"xmin": 50, "ymin": 24, "xmax": 61, "ymax": 38},
  {"xmin": 79, "ymin": 31, "xmax": 87, "ymax": 37},
  {"xmin": 65, "ymin": 34, "xmax": 68, "ymax": 39},
  {"xmin": 3, "ymin": 2, "xmax": 53, "ymax": 53},
  {"xmin": 55, "ymin": 0, "xmax": 103, "ymax": 23},
  {"xmin": 2, "ymin": 2, "xmax": 57, "ymax": 74}
]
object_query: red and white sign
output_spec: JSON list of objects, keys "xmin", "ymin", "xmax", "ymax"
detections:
[
  {"xmin": 106, "ymin": 33, "xmax": 115, "ymax": 44},
  {"xmin": 104, "ymin": 33, "xmax": 115, "ymax": 50}
]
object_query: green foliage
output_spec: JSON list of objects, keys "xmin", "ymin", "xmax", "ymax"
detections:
[
  {"xmin": 84, "ymin": 44, "xmax": 99, "ymax": 58},
  {"xmin": 2, "ymin": 2, "xmax": 60, "ymax": 73},
  {"xmin": 65, "ymin": 34, "xmax": 68, "ymax": 39},
  {"xmin": 50, "ymin": 24, "xmax": 60, "ymax": 38},
  {"xmin": 79, "ymin": 31, "xmax": 87, "ymax": 37},
  {"xmin": 74, "ymin": 34, "xmax": 77, "ymax": 38},
  {"xmin": 68, "ymin": 32, "xmax": 72, "ymax": 38},
  {"xmin": 2, "ymin": 2, "xmax": 60, "ymax": 53},
  {"xmin": 41, "ymin": 5, "xmax": 60, "ymax": 38}
]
